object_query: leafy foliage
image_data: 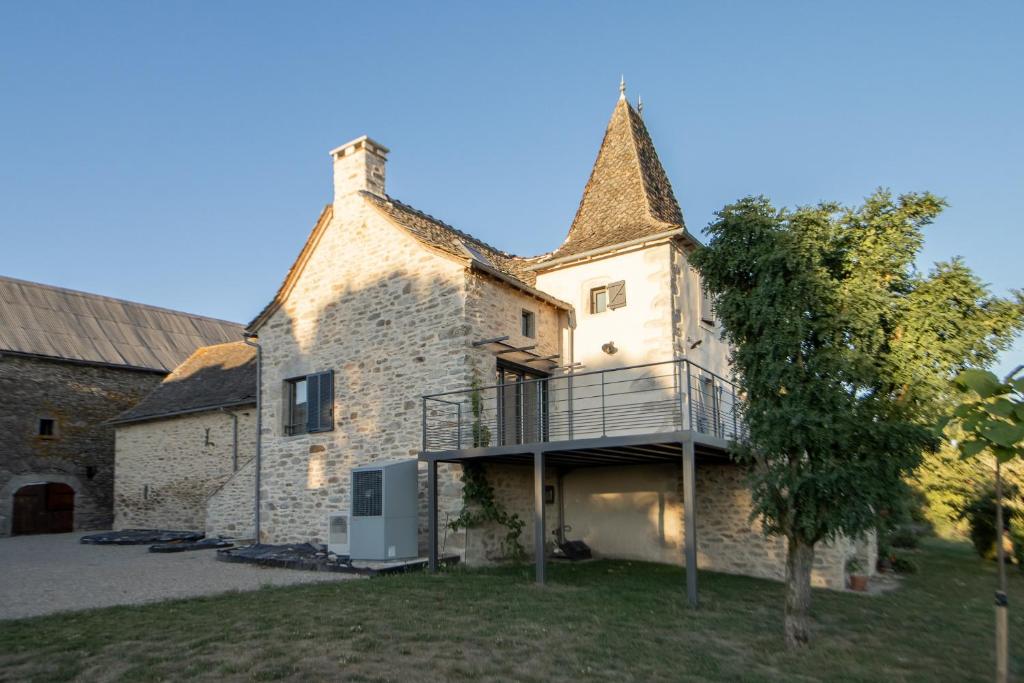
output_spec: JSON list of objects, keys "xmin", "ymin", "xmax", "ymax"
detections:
[
  {"xmin": 449, "ymin": 462, "xmax": 525, "ymax": 561},
  {"xmin": 469, "ymin": 376, "xmax": 492, "ymax": 448},
  {"xmin": 890, "ymin": 553, "xmax": 919, "ymax": 574},
  {"xmin": 939, "ymin": 368, "xmax": 1024, "ymax": 464},
  {"xmin": 691, "ymin": 189, "xmax": 1024, "ymax": 645},
  {"xmin": 958, "ymin": 484, "xmax": 1016, "ymax": 560},
  {"xmin": 450, "ymin": 375, "xmax": 523, "ymax": 560}
]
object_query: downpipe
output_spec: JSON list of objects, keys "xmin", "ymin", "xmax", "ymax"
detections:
[{"xmin": 243, "ymin": 333, "xmax": 263, "ymax": 544}]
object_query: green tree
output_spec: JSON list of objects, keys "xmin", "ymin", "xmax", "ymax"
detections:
[
  {"xmin": 691, "ymin": 190, "xmax": 1023, "ymax": 648},
  {"xmin": 940, "ymin": 367, "xmax": 1024, "ymax": 683}
]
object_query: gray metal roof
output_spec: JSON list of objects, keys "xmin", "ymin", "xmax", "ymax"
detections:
[{"xmin": 0, "ymin": 276, "xmax": 244, "ymax": 372}]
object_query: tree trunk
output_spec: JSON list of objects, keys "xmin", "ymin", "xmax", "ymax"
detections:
[{"xmin": 785, "ymin": 536, "xmax": 815, "ymax": 648}]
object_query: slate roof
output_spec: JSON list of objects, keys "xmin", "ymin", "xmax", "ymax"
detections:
[
  {"xmin": 111, "ymin": 341, "xmax": 256, "ymax": 424},
  {"xmin": 362, "ymin": 192, "xmax": 539, "ymax": 286},
  {"xmin": 545, "ymin": 96, "xmax": 684, "ymax": 260},
  {"xmin": 0, "ymin": 276, "xmax": 245, "ymax": 372}
]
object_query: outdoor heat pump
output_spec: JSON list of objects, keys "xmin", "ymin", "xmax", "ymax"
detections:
[
  {"xmin": 326, "ymin": 511, "xmax": 350, "ymax": 556},
  {"xmin": 348, "ymin": 459, "xmax": 419, "ymax": 561}
]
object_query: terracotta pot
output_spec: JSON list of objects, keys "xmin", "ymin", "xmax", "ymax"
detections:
[{"xmin": 849, "ymin": 574, "xmax": 869, "ymax": 592}]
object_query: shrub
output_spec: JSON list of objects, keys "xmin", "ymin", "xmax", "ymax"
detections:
[
  {"xmin": 1012, "ymin": 527, "xmax": 1024, "ymax": 571},
  {"xmin": 958, "ymin": 485, "xmax": 1017, "ymax": 561},
  {"xmin": 891, "ymin": 553, "xmax": 919, "ymax": 574},
  {"xmin": 888, "ymin": 526, "xmax": 921, "ymax": 550}
]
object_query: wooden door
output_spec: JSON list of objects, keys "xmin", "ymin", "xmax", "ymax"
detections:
[{"xmin": 12, "ymin": 483, "xmax": 74, "ymax": 535}]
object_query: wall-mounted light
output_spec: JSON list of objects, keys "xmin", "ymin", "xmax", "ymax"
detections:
[{"xmin": 601, "ymin": 341, "xmax": 617, "ymax": 355}]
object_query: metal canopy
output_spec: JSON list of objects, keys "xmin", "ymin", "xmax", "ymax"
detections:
[{"xmin": 471, "ymin": 335, "xmax": 560, "ymax": 367}]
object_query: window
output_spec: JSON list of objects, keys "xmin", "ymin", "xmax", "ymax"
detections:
[
  {"xmin": 521, "ymin": 309, "xmax": 536, "ymax": 338},
  {"xmin": 285, "ymin": 370, "xmax": 335, "ymax": 436},
  {"xmin": 38, "ymin": 418, "xmax": 55, "ymax": 437},
  {"xmin": 700, "ymin": 282, "xmax": 715, "ymax": 325},
  {"xmin": 590, "ymin": 281, "xmax": 627, "ymax": 314},
  {"xmin": 286, "ymin": 377, "xmax": 308, "ymax": 435}
]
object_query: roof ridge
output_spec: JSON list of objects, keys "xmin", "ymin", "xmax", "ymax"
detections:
[
  {"xmin": 364, "ymin": 192, "xmax": 529, "ymax": 261},
  {"xmin": 0, "ymin": 275, "xmax": 244, "ymax": 327},
  {"xmin": 624, "ymin": 103, "xmax": 678, "ymax": 229}
]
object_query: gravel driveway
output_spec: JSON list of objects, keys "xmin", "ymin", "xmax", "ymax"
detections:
[{"xmin": 0, "ymin": 532, "xmax": 361, "ymax": 620}]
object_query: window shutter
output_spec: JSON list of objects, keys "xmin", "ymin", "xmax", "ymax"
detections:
[
  {"xmin": 607, "ymin": 280, "xmax": 627, "ymax": 310},
  {"xmin": 317, "ymin": 370, "xmax": 334, "ymax": 432},
  {"xmin": 306, "ymin": 373, "xmax": 321, "ymax": 433},
  {"xmin": 700, "ymin": 280, "xmax": 715, "ymax": 324}
]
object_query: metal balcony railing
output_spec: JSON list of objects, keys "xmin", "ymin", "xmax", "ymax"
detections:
[{"xmin": 421, "ymin": 358, "xmax": 746, "ymax": 453}]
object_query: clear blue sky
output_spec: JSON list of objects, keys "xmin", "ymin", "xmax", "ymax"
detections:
[{"xmin": 1, "ymin": 2, "xmax": 1020, "ymax": 373}]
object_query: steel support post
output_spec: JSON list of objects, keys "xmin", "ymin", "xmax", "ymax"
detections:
[
  {"xmin": 534, "ymin": 450, "xmax": 546, "ymax": 585},
  {"xmin": 428, "ymin": 459, "xmax": 438, "ymax": 572},
  {"xmin": 682, "ymin": 440, "xmax": 698, "ymax": 607}
]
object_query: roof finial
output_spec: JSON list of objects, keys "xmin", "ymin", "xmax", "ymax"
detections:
[
  {"xmin": 637, "ymin": 94, "xmax": 643, "ymax": 115},
  {"xmin": 619, "ymin": 74, "xmax": 626, "ymax": 100}
]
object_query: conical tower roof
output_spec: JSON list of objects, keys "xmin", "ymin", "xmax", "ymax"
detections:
[{"xmin": 553, "ymin": 92, "xmax": 684, "ymax": 258}]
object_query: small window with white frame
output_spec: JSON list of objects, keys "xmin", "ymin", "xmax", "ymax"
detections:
[{"xmin": 590, "ymin": 286, "xmax": 608, "ymax": 314}]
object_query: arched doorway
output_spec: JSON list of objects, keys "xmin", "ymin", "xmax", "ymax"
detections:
[{"xmin": 12, "ymin": 483, "xmax": 75, "ymax": 535}]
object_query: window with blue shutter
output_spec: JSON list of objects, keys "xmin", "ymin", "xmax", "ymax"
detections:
[
  {"xmin": 306, "ymin": 370, "xmax": 334, "ymax": 433},
  {"xmin": 285, "ymin": 370, "xmax": 334, "ymax": 435}
]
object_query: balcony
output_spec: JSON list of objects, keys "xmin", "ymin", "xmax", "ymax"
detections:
[
  {"xmin": 419, "ymin": 358, "xmax": 746, "ymax": 606},
  {"xmin": 421, "ymin": 358, "xmax": 746, "ymax": 456}
]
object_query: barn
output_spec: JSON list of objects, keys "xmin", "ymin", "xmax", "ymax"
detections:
[{"xmin": 0, "ymin": 276, "xmax": 242, "ymax": 535}]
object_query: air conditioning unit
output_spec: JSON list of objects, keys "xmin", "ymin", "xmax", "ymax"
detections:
[
  {"xmin": 349, "ymin": 459, "xmax": 418, "ymax": 561},
  {"xmin": 327, "ymin": 511, "xmax": 349, "ymax": 556}
]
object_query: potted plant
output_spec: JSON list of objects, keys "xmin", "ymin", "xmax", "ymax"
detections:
[{"xmin": 847, "ymin": 557, "xmax": 869, "ymax": 592}]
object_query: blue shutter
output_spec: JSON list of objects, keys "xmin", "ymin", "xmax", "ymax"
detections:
[
  {"xmin": 306, "ymin": 373, "xmax": 321, "ymax": 433},
  {"xmin": 306, "ymin": 370, "xmax": 334, "ymax": 433},
  {"xmin": 317, "ymin": 370, "xmax": 334, "ymax": 432}
]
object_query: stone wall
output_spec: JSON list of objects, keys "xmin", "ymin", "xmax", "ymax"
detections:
[
  {"xmin": 457, "ymin": 463, "xmax": 559, "ymax": 565},
  {"xmin": 257, "ymin": 196, "xmax": 475, "ymax": 546},
  {"xmin": 255, "ymin": 186, "xmax": 566, "ymax": 549},
  {"xmin": 0, "ymin": 354, "xmax": 163, "ymax": 535},
  {"xmin": 206, "ymin": 455, "xmax": 256, "ymax": 539},
  {"xmin": 113, "ymin": 407, "xmax": 255, "ymax": 531},
  {"xmin": 694, "ymin": 463, "xmax": 856, "ymax": 589}
]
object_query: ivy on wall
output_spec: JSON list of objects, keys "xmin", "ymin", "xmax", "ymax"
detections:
[{"xmin": 448, "ymin": 373, "xmax": 524, "ymax": 560}]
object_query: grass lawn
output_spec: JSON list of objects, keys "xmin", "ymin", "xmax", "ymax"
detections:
[{"xmin": 0, "ymin": 538, "xmax": 1020, "ymax": 682}]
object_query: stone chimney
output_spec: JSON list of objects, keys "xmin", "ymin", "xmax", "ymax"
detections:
[{"xmin": 329, "ymin": 136, "xmax": 388, "ymax": 206}]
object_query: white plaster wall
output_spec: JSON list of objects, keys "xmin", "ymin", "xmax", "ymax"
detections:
[
  {"xmin": 670, "ymin": 243, "xmax": 731, "ymax": 378},
  {"xmin": 536, "ymin": 243, "xmax": 675, "ymax": 371}
]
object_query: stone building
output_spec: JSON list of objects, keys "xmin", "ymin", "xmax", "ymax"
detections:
[
  {"xmin": 0, "ymin": 276, "xmax": 243, "ymax": 536},
  {"xmin": 111, "ymin": 341, "xmax": 256, "ymax": 535},
  {"xmin": 242, "ymin": 86, "xmax": 873, "ymax": 591}
]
